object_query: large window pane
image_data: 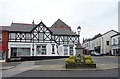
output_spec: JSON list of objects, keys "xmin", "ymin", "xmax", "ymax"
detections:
[
  {"xmin": 11, "ymin": 33, "xmax": 15, "ymax": 39},
  {"xmin": 11, "ymin": 48, "xmax": 30, "ymax": 57},
  {"xmin": 26, "ymin": 33, "xmax": 31, "ymax": 39},
  {"xmin": 70, "ymin": 46, "xmax": 74, "ymax": 55},
  {"xmin": 64, "ymin": 45, "xmax": 68, "ymax": 55},
  {"xmin": 36, "ymin": 45, "xmax": 46, "ymax": 55}
]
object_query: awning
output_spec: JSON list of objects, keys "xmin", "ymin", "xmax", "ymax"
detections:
[{"xmin": 0, "ymin": 46, "xmax": 8, "ymax": 51}]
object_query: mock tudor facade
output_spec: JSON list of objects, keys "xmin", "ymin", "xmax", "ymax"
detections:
[
  {"xmin": 83, "ymin": 30, "xmax": 118, "ymax": 55},
  {"xmin": 0, "ymin": 19, "xmax": 79, "ymax": 62}
]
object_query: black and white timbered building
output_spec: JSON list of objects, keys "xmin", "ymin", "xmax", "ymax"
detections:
[{"xmin": 8, "ymin": 19, "xmax": 79, "ymax": 59}]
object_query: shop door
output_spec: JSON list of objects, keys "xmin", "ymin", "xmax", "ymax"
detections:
[{"xmin": 11, "ymin": 48, "xmax": 17, "ymax": 57}]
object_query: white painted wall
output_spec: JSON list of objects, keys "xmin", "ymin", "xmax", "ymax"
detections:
[
  {"xmin": 101, "ymin": 31, "xmax": 117, "ymax": 54},
  {"xmin": 111, "ymin": 35, "xmax": 119, "ymax": 55},
  {"xmin": 8, "ymin": 42, "xmax": 76, "ymax": 58},
  {"xmin": 8, "ymin": 42, "xmax": 32, "ymax": 58}
]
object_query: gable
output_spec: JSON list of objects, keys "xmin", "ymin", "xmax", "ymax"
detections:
[{"xmin": 51, "ymin": 19, "xmax": 71, "ymax": 30}]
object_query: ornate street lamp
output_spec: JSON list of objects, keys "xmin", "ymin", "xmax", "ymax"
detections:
[
  {"xmin": 77, "ymin": 26, "xmax": 81, "ymax": 43},
  {"xmin": 77, "ymin": 26, "xmax": 81, "ymax": 35},
  {"xmin": 75, "ymin": 26, "xmax": 84, "ymax": 57}
]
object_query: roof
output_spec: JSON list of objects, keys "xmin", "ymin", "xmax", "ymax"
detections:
[
  {"xmin": 9, "ymin": 23, "xmax": 35, "ymax": 32},
  {"xmin": 92, "ymin": 33, "xmax": 102, "ymax": 40},
  {"xmin": 102, "ymin": 30, "xmax": 118, "ymax": 36},
  {"xmin": 111, "ymin": 33, "xmax": 120, "ymax": 37},
  {"xmin": 83, "ymin": 38, "xmax": 92, "ymax": 43},
  {"xmin": 0, "ymin": 22, "xmax": 77, "ymax": 36},
  {"xmin": 51, "ymin": 19, "xmax": 71, "ymax": 30},
  {"xmin": 49, "ymin": 27, "xmax": 77, "ymax": 35},
  {"xmin": 0, "ymin": 26, "xmax": 11, "ymax": 31}
]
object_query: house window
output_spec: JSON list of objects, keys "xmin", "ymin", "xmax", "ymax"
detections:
[
  {"xmin": 36, "ymin": 45, "xmax": 46, "ymax": 55},
  {"xmin": 52, "ymin": 44, "xmax": 55, "ymax": 54},
  {"xmin": 39, "ymin": 33, "xmax": 43, "ymax": 41},
  {"xmin": 113, "ymin": 39, "xmax": 116, "ymax": 45},
  {"xmin": 118, "ymin": 37, "xmax": 120, "ymax": 45},
  {"xmin": 52, "ymin": 36, "xmax": 54, "ymax": 40},
  {"xmin": 70, "ymin": 46, "xmax": 74, "ymax": 55},
  {"xmin": 64, "ymin": 36, "xmax": 67, "ymax": 42},
  {"xmin": 26, "ymin": 33, "xmax": 31, "ymax": 39},
  {"xmin": 106, "ymin": 41, "xmax": 109, "ymax": 45},
  {"xmin": 64, "ymin": 45, "xmax": 68, "ymax": 55},
  {"xmin": 11, "ymin": 33, "xmax": 15, "ymax": 39},
  {"xmin": 0, "ymin": 32, "xmax": 2, "ymax": 41}
]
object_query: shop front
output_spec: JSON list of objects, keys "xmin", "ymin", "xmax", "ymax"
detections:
[{"xmin": 0, "ymin": 46, "xmax": 8, "ymax": 62}]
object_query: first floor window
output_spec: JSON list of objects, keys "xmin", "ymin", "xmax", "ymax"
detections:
[
  {"xmin": 39, "ymin": 33, "xmax": 44, "ymax": 41},
  {"xmin": 106, "ymin": 41, "xmax": 109, "ymax": 45},
  {"xmin": 11, "ymin": 33, "xmax": 16, "ymax": 39},
  {"xmin": 70, "ymin": 46, "xmax": 74, "ymax": 55},
  {"xmin": 64, "ymin": 36, "xmax": 67, "ymax": 42},
  {"xmin": 64, "ymin": 45, "xmax": 68, "ymax": 55},
  {"xmin": 36, "ymin": 45, "xmax": 46, "ymax": 55},
  {"xmin": 26, "ymin": 33, "xmax": 31, "ymax": 39}
]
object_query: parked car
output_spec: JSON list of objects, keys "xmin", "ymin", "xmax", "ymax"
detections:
[{"xmin": 91, "ymin": 52, "xmax": 101, "ymax": 56}]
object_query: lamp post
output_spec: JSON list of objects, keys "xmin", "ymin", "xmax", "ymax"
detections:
[
  {"xmin": 75, "ymin": 26, "xmax": 84, "ymax": 57},
  {"xmin": 77, "ymin": 26, "xmax": 81, "ymax": 43}
]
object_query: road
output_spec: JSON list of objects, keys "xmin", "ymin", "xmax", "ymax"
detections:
[
  {"xmin": 1, "ymin": 56, "xmax": 119, "ymax": 78},
  {"xmin": 12, "ymin": 68, "xmax": 118, "ymax": 77}
]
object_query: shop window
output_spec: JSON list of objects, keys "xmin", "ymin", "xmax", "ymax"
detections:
[
  {"xmin": 0, "ymin": 51, "xmax": 6, "ymax": 60},
  {"xmin": 64, "ymin": 45, "xmax": 68, "ymax": 55},
  {"xmin": 11, "ymin": 48, "xmax": 30, "ymax": 57},
  {"xmin": 36, "ymin": 45, "xmax": 46, "ymax": 55},
  {"xmin": 70, "ymin": 46, "xmax": 74, "ymax": 55}
]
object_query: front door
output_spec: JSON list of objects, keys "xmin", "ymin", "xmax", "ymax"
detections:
[{"xmin": 11, "ymin": 48, "xmax": 17, "ymax": 57}]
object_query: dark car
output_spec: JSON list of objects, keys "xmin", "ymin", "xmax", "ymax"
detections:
[{"xmin": 91, "ymin": 52, "xmax": 101, "ymax": 56}]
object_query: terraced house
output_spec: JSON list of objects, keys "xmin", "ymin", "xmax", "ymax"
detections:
[
  {"xmin": 83, "ymin": 30, "xmax": 118, "ymax": 55},
  {"xmin": 0, "ymin": 19, "xmax": 79, "ymax": 62}
]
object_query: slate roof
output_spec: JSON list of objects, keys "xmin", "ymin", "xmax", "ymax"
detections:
[
  {"xmin": 0, "ymin": 26, "xmax": 11, "ymax": 31},
  {"xmin": 92, "ymin": 33, "xmax": 102, "ymax": 40},
  {"xmin": 49, "ymin": 27, "xmax": 77, "ymax": 35},
  {"xmin": 0, "ymin": 22, "xmax": 77, "ymax": 36},
  {"xmin": 9, "ymin": 23, "xmax": 34, "ymax": 32},
  {"xmin": 51, "ymin": 19, "xmax": 71, "ymax": 30}
]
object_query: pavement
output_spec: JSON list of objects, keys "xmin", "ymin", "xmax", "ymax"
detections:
[
  {"xmin": 30, "ymin": 63, "xmax": 118, "ymax": 71},
  {"xmin": 1, "ymin": 58, "xmax": 118, "ymax": 71},
  {"xmin": 2, "ymin": 61, "xmax": 35, "ymax": 77},
  {"xmin": 32, "ymin": 57, "xmax": 118, "ymax": 71}
]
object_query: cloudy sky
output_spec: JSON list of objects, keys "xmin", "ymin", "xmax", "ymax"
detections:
[{"xmin": 0, "ymin": 0, "xmax": 119, "ymax": 43}]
